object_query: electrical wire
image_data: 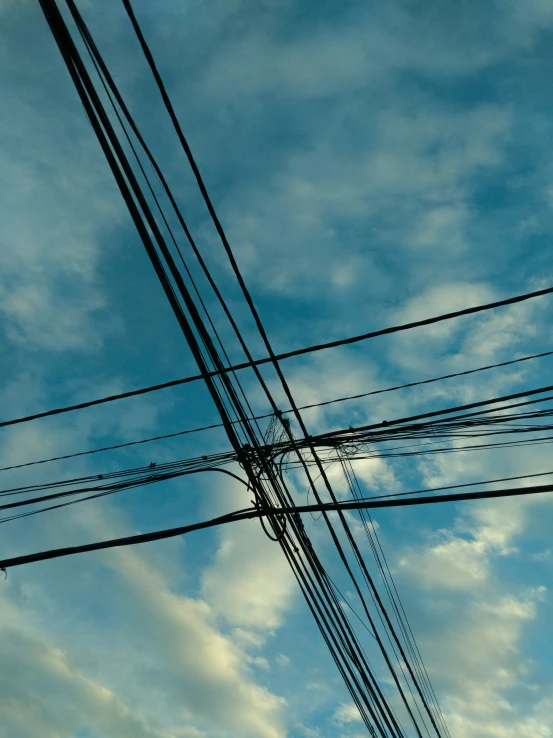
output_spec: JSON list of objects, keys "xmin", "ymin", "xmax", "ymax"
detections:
[
  {"xmin": 2, "ymin": 478, "xmax": 553, "ymax": 569},
  {"xmin": 1, "ymin": 344, "xmax": 550, "ymax": 433}
]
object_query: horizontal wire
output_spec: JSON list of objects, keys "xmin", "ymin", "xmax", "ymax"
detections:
[
  {"xmin": 0, "ymin": 345, "xmax": 551, "ymax": 435},
  {"xmin": 2, "ymin": 479, "xmax": 553, "ymax": 570},
  {"xmin": 2, "ymin": 351, "xmax": 552, "ymax": 473}
]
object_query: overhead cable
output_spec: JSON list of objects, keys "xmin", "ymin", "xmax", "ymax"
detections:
[
  {"xmin": 2, "ymin": 479, "xmax": 553, "ymax": 570},
  {"xmin": 1, "ymin": 346, "xmax": 551, "ymax": 454}
]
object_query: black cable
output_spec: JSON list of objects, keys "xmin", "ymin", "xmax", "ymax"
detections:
[
  {"xmin": 89, "ymin": 15, "xmax": 540, "ymax": 728},
  {"xmin": 344, "ymin": 459, "xmax": 450, "ymax": 738},
  {"xmin": 72, "ymin": 17, "xmax": 392, "ymax": 720},
  {"xmin": 0, "ymin": 422, "xmax": 225, "ymax": 474},
  {"xmin": 3, "ymin": 348, "xmax": 551, "ymax": 480},
  {"xmin": 51, "ymin": 4, "xmax": 548, "ymax": 732},
  {"xmin": 0, "ymin": 466, "xmax": 249, "ymax": 526},
  {"xmin": 38, "ymin": 0, "xmax": 255, "ymax": 467},
  {"xmin": 2, "ymin": 339, "xmax": 549, "ymax": 435},
  {"xmin": 5, "ymin": 434, "xmax": 553, "ymax": 517},
  {"xmin": 69, "ymin": 0, "xmax": 313, "ymax": 531},
  {"xmin": 40, "ymin": 0, "xmax": 293, "ymax": 563},
  {"xmin": 337, "ymin": 456, "xmax": 433, "ymax": 738},
  {"xmin": 118, "ymin": 3, "xmax": 426, "ymax": 726},
  {"xmin": 38, "ymin": 4, "xmax": 427, "ymax": 730},
  {"xmin": 68, "ymin": 0, "xmax": 267, "ymax": 446},
  {"xmin": 281, "ymin": 541, "xmax": 391, "ymax": 736},
  {"xmin": 319, "ymin": 383, "xmax": 553, "ymax": 442},
  {"xmin": 361, "ymin": 468, "xmax": 553, "ymax": 501},
  {"xmin": 3, "ymin": 478, "xmax": 553, "ymax": 569}
]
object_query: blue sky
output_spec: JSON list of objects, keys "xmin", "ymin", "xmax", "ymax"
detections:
[{"xmin": 2, "ymin": 0, "xmax": 553, "ymax": 736}]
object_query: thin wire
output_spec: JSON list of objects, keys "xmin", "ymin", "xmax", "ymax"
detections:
[
  {"xmin": 1, "ymin": 343, "xmax": 550, "ymax": 432},
  {"xmin": 4, "ymin": 385, "xmax": 553, "ymax": 482},
  {"xmin": 345, "ymin": 460, "xmax": 450, "ymax": 738},
  {"xmin": 3, "ymin": 479, "xmax": 553, "ymax": 568},
  {"xmin": 38, "ymin": 4, "xmax": 428, "ymax": 731}
]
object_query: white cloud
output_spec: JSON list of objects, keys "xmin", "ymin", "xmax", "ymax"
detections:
[
  {"xmin": 394, "ymin": 435, "xmax": 553, "ymax": 736},
  {"xmin": 199, "ymin": 1, "xmax": 553, "ymax": 104},
  {"xmin": 384, "ymin": 274, "xmax": 552, "ymax": 408},
  {"xmin": 0, "ymin": 405, "xmax": 290, "ymax": 738},
  {"xmin": 202, "ymin": 482, "xmax": 297, "ymax": 631},
  {"xmin": 393, "ymin": 282, "xmax": 495, "ymax": 339},
  {"xmin": 394, "ymin": 491, "xmax": 553, "ymax": 735},
  {"xmin": 322, "ymin": 457, "xmax": 396, "ymax": 501},
  {"xmin": 0, "ymin": 497, "xmax": 289, "ymax": 738},
  {"xmin": 0, "ymin": 628, "xmax": 162, "ymax": 738},
  {"xmin": 409, "ymin": 203, "xmax": 471, "ymax": 255},
  {"xmin": 332, "ymin": 702, "xmax": 363, "ymax": 725},
  {"xmin": 399, "ymin": 529, "xmax": 491, "ymax": 590},
  {"xmin": 0, "ymin": 2, "xmax": 125, "ymax": 352},
  {"xmin": 461, "ymin": 291, "xmax": 549, "ymax": 363},
  {"xmin": 3, "ymin": 2, "xmax": 553, "ymax": 736},
  {"xmin": 439, "ymin": 588, "xmax": 549, "ymax": 738},
  {"xmin": 108, "ymin": 546, "xmax": 287, "ymax": 738},
  {"xmin": 502, "ymin": 0, "xmax": 553, "ymax": 42},
  {"xmin": 398, "ymin": 487, "xmax": 528, "ymax": 591},
  {"xmin": 219, "ymin": 104, "xmax": 511, "ymax": 295},
  {"xmin": 202, "ymin": 516, "xmax": 297, "ymax": 631},
  {"xmin": 276, "ymin": 653, "xmax": 290, "ymax": 667}
]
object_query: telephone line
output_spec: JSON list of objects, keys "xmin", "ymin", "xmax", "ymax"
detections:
[
  {"xmin": 2, "ymin": 479, "xmax": 553, "ymax": 570},
  {"xmin": 1, "ymin": 348, "xmax": 551, "ymax": 434}
]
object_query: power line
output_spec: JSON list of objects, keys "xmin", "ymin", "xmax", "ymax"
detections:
[
  {"xmin": 2, "ymin": 479, "xmax": 552, "ymax": 570},
  {"xmin": 0, "ymin": 422, "xmax": 224, "ymax": 473},
  {"xmin": 5, "ymin": 420, "xmax": 553, "ymax": 519},
  {"xmin": 1, "ymin": 346, "xmax": 551, "ymax": 441},
  {"xmin": 3, "ymin": 374, "xmax": 553, "ymax": 482},
  {"xmin": 43, "ymin": 5, "xmax": 410, "ymax": 730},
  {"xmin": 41, "ymin": 2, "xmax": 547, "ymax": 730},
  {"xmin": 363, "ymin": 468, "xmax": 553, "ymax": 501},
  {"xmin": 319, "ymin": 382, "xmax": 553, "ymax": 441},
  {"xmin": 294, "ymin": 349, "xmax": 553, "ymax": 413}
]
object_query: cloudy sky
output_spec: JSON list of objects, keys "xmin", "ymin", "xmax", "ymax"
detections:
[{"xmin": 2, "ymin": 0, "xmax": 553, "ymax": 736}]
